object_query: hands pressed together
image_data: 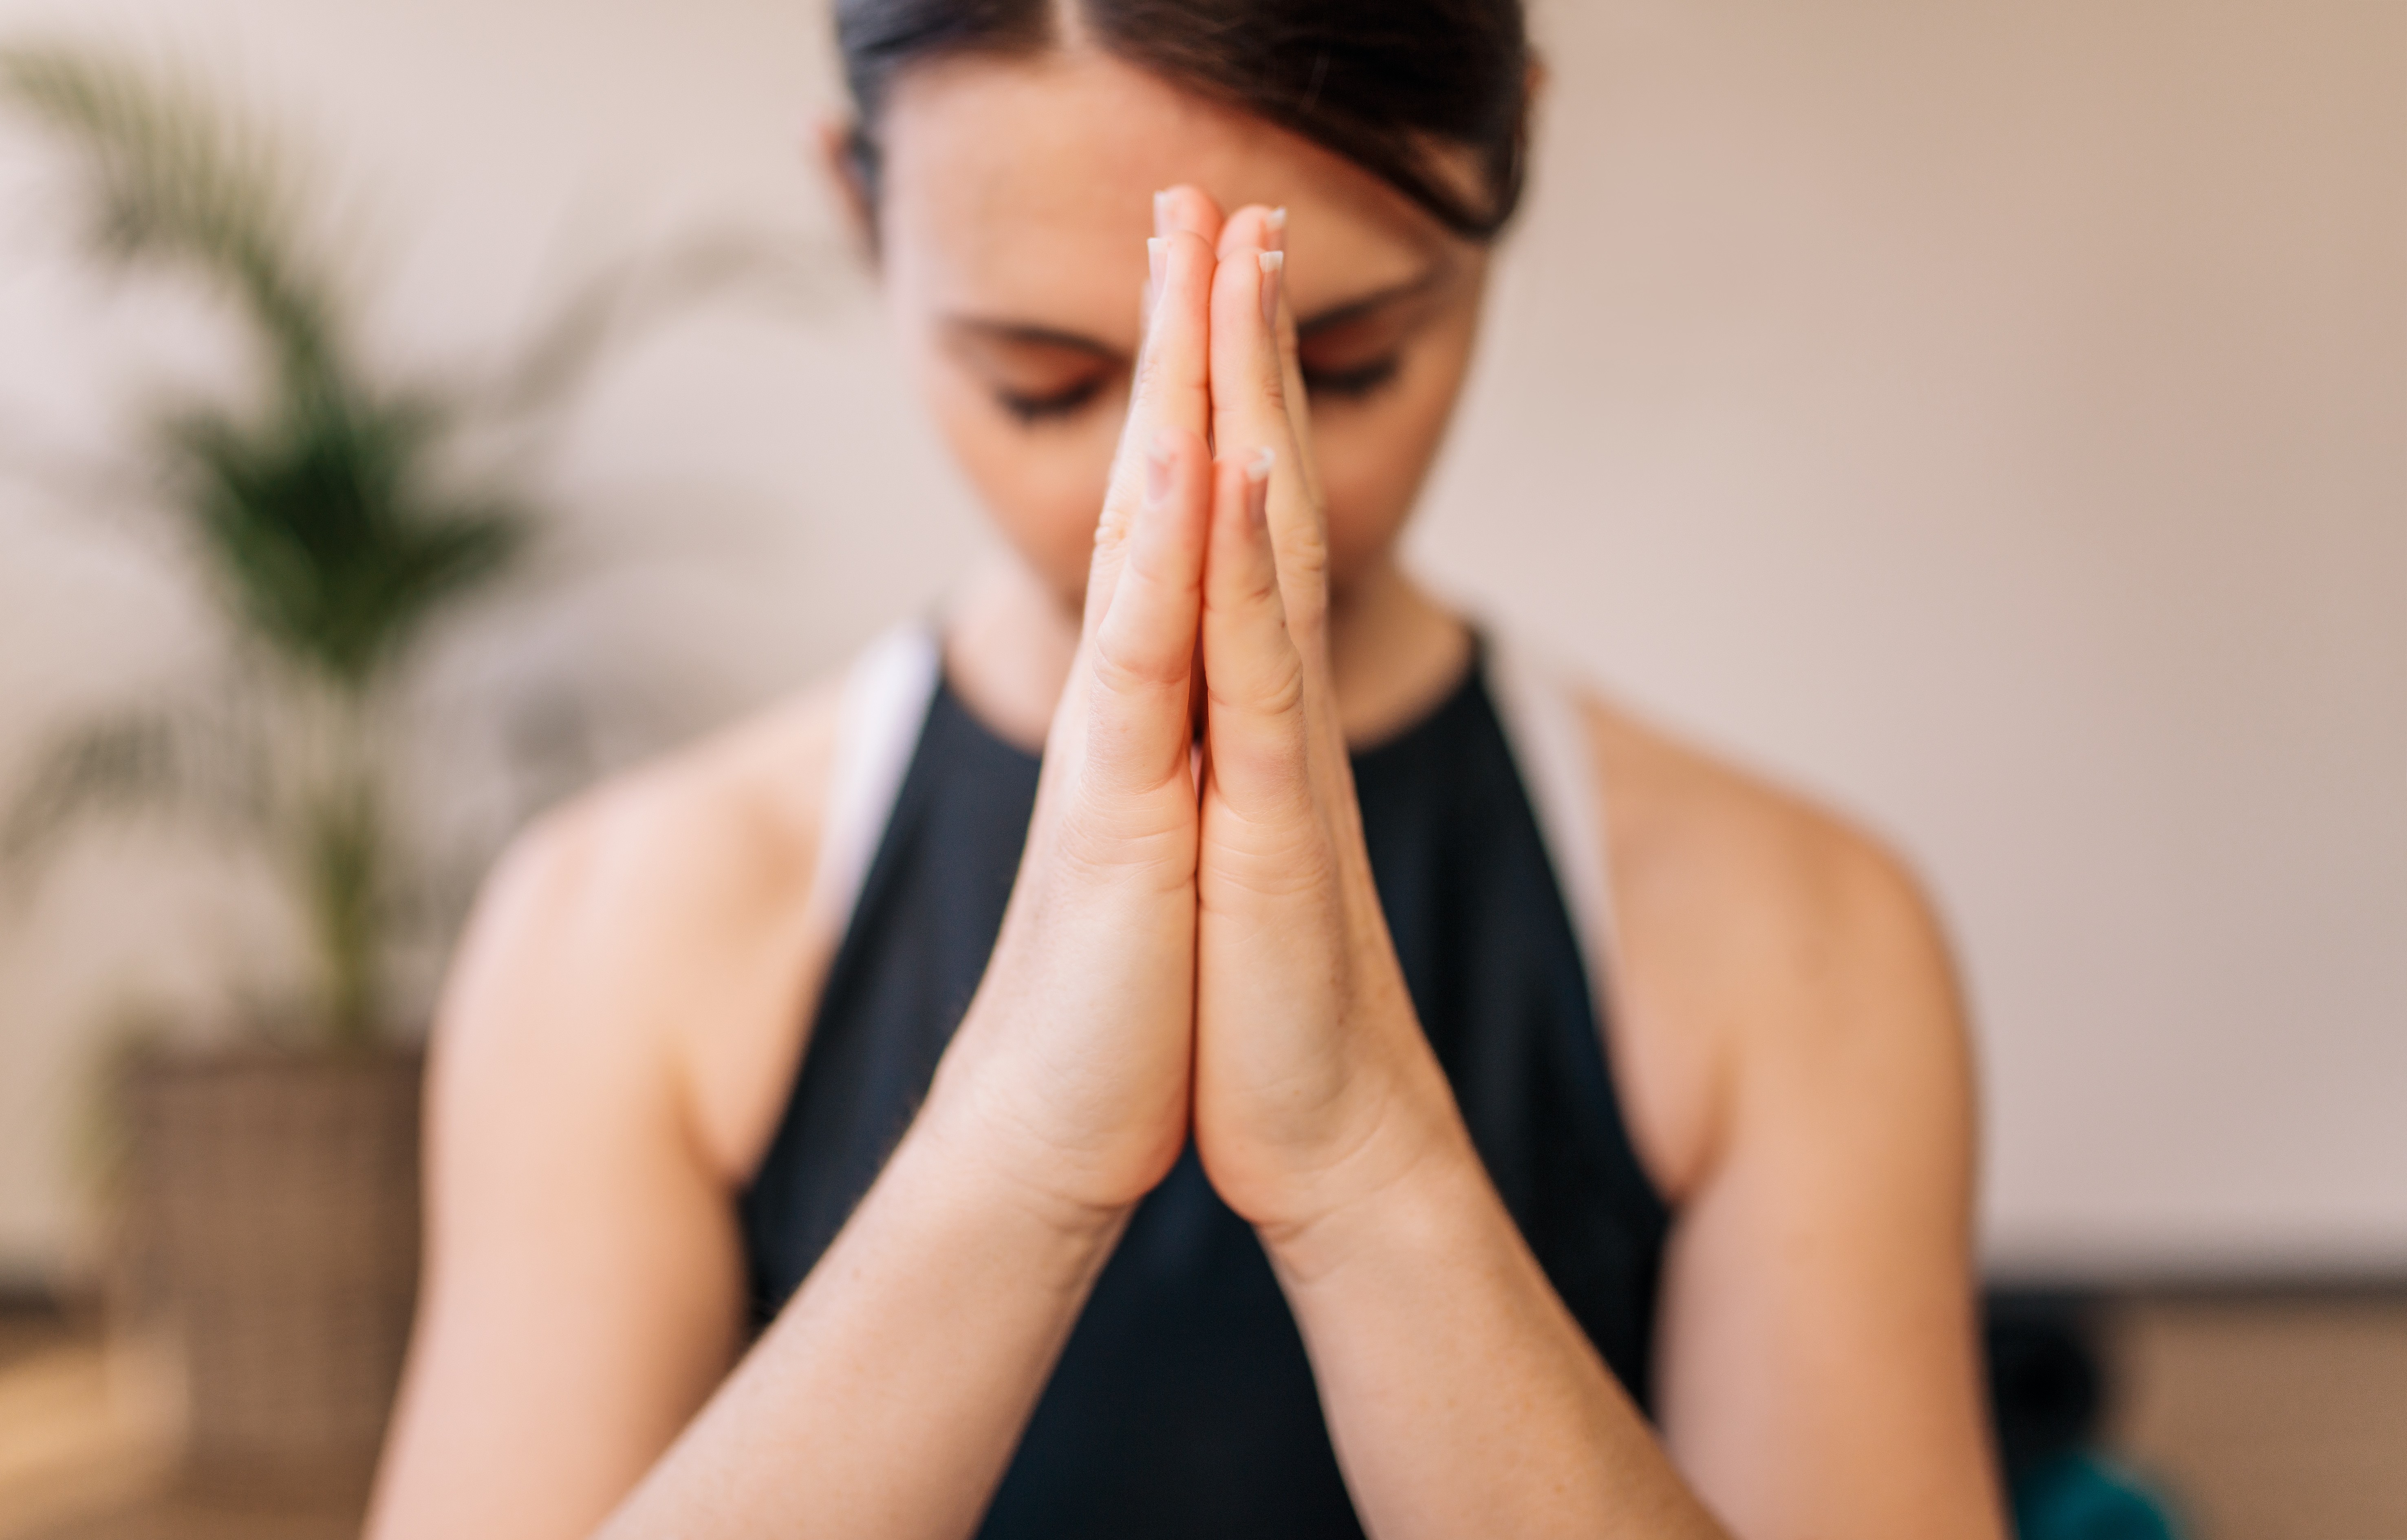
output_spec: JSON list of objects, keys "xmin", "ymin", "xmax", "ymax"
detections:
[
  {"xmin": 386, "ymin": 183, "xmax": 1978, "ymax": 1540},
  {"xmin": 921, "ymin": 187, "xmax": 1467, "ymax": 1251}
]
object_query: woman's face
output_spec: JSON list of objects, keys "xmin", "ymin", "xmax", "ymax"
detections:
[{"xmin": 865, "ymin": 48, "xmax": 1492, "ymax": 608}]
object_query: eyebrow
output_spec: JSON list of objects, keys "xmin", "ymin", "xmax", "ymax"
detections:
[
  {"xmin": 943, "ymin": 319, "xmax": 1122, "ymax": 357},
  {"xmin": 939, "ymin": 262, "xmax": 1453, "ymax": 357},
  {"xmin": 1295, "ymin": 266, "xmax": 1449, "ymax": 337}
]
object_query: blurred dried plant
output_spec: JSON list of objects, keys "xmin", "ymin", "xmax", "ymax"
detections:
[{"xmin": 0, "ymin": 40, "xmax": 811, "ymax": 1045}]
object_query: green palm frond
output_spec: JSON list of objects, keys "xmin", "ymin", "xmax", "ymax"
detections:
[
  {"xmin": 0, "ymin": 41, "xmax": 340, "ymax": 393},
  {"xmin": 163, "ymin": 390, "xmax": 527, "ymax": 689},
  {"xmin": 1, "ymin": 694, "xmax": 269, "ymax": 890},
  {"xmin": 2, "ymin": 38, "xmax": 814, "ymax": 1042}
]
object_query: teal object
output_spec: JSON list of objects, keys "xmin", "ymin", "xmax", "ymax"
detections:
[{"xmin": 2013, "ymin": 1453, "xmax": 2182, "ymax": 1540}]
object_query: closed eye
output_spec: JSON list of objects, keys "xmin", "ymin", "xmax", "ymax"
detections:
[
  {"xmin": 1302, "ymin": 354, "xmax": 1402, "ymax": 403},
  {"xmin": 994, "ymin": 376, "xmax": 1110, "ymax": 423}
]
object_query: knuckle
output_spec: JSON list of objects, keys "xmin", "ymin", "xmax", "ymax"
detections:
[
  {"xmin": 1276, "ymin": 522, "xmax": 1331, "ymax": 586},
  {"xmin": 1256, "ymin": 354, "xmax": 1290, "ymax": 414},
  {"xmin": 1212, "ymin": 648, "xmax": 1304, "ymax": 720},
  {"xmin": 1089, "ymin": 623, "xmax": 1182, "ymax": 697},
  {"xmin": 1092, "ymin": 495, "xmax": 1135, "ymax": 557},
  {"xmin": 1055, "ymin": 798, "xmax": 1192, "ymax": 887},
  {"xmin": 1206, "ymin": 556, "xmax": 1285, "ymax": 632},
  {"xmin": 1207, "ymin": 705, "xmax": 1313, "ymax": 808},
  {"xmin": 1234, "ymin": 709, "xmax": 1312, "ymax": 785},
  {"xmin": 1261, "ymin": 658, "xmax": 1307, "ymax": 717},
  {"xmin": 1217, "ymin": 845, "xmax": 1339, "ymax": 906},
  {"xmin": 1131, "ymin": 333, "xmax": 1169, "ymax": 402},
  {"xmin": 1239, "ymin": 557, "xmax": 1290, "ymax": 623},
  {"xmin": 1200, "ymin": 802, "xmax": 1337, "ymax": 905}
]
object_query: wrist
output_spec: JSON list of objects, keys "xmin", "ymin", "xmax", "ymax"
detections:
[
  {"xmin": 1250, "ymin": 1094, "xmax": 1494, "ymax": 1287},
  {"xmin": 907, "ymin": 1058, "xmax": 1152, "ymax": 1248}
]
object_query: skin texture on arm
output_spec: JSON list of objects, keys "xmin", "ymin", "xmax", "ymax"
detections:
[
  {"xmin": 1596, "ymin": 713, "xmax": 2007, "ymax": 1539},
  {"xmin": 569, "ymin": 203, "xmax": 1227, "ymax": 1540},
  {"xmin": 364, "ymin": 687, "xmax": 849, "ymax": 1540},
  {"xmin": 371, "ymin": 94, "xmax": 2003, "ymax": 1526},
  {"xmin": 1271, "ymin": 769, "xmax": 2006, "ymax": 1540},
  {"xmin": 1188, "ymin": 201, "xmax": 1732, "ymax": 1540},
  {"xmin": 1189, "ymin": 196, "xmax": 2004, "ymax": 1539}
]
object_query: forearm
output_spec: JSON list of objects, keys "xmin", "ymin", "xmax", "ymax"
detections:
[
  {"xmin": 595, "ymin": 1107, "xmax": 1122, "ymax": 1540},
  {"xmin": 1266, "ymin": 1133, "xmax": 1729, "ymax": 1540}
]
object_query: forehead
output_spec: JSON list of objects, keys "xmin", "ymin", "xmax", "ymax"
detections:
[{"xmin": 877, "ymin": 48, "xmax": 1445, "ymax": 330}]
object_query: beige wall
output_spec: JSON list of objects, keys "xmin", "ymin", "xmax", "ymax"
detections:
[{"xmin": 0, "ymin": 0, "xmax": 2398, "ymax": 1284}]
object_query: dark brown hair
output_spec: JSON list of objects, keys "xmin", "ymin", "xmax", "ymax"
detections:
[{"xmin": 835, "ymin": 0, "xmax": 1532, "ymax": 239}]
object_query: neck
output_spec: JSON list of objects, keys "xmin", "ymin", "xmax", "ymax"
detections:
[{"xmin": 942, "ymin": 549, "xmax": 1471, "ymax": 755}]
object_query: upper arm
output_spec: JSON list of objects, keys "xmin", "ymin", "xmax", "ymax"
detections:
[
  {"xmin": 1592, "ymin": 715, "xmax": 2004, "ymax": 1539},
  {"xmin": 366, "ymin": 810, "xmax": 756, "ymax": 1540}
]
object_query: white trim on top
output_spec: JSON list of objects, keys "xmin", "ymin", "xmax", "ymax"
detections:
[
  {"xmin": 808, "ymin": 621, "xmax": 943, "ymax": 940},
  {"xmin": 1483, "ymin": 629, "xmax": 1625, "ymax": 1036},
  {"xmin": 807, "ymin": 619, "xmax": 1626, "ymax": 1042}
]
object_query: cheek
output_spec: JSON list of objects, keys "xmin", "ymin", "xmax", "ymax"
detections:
[
  {"xmin": 1313, "ymin": 368, "xmax": 1466, "ymax": 581},
  {"xmin": 923, "ymin": 368, "xmax": 1125, "ymax": 601}
]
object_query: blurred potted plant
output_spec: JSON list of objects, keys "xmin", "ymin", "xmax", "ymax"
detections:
[{"xmin": 0, "ymin": 40, "xmax": 798, "ymax": 1486}]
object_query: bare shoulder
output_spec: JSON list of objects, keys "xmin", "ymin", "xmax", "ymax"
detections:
[
  {"xmin": 375, "ymin": 672, "xmax": 858, "ymax": 1540},
  {"xmin": 1576, "ymin": 692, "xmax": 1997, "ymax": 1536},
  {"xmin": 1580, "ymin": 691, "xmax": 1955, "ymax": 1002},
  {"xmin": 494, "ymin": 673, "xmax": 849, "ymax": 950},
  {"xmin": 1575, "ymin": 691, "xmax": 1972, "ymax": 1197},
  {"xmin": 435, "ymin": 666, "xmax": 853, "ymax": 1181}
]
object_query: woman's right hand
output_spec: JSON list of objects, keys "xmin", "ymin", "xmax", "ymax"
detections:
[{"xmin": 911, "ymin": 188, "xmax": 1225, "ymax": 1227}]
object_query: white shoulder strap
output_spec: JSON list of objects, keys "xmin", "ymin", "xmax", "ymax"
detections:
[
  {"xmin": 807, "ymin": 623, "xmax": 1624, "ymax": 1014},
  {"xmin": 1482, "ymin": 630, "xmax": 1625, "ymax": 1025},
  {"xmin": 809, "ymin": 621, "xmax": 943, "ymax": 939}
]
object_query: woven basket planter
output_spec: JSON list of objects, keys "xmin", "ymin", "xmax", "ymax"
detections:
[{"xmin": 121, "ymin": 1046, "xmax": 423, "ymax": 1492}]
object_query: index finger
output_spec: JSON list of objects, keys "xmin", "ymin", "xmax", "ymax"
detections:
[
  {"xmin": 1207, "ymin": 216, "xmax": 1327, "ymax": 652},
  {"xmin": 1087, "ymin": 187, "xmax": 1223, "ymax": 636}
]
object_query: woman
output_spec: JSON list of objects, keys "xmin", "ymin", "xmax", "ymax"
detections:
[{"xmin": 367, "ymin": 1, "xmax": 2005, "ymax": 1536}]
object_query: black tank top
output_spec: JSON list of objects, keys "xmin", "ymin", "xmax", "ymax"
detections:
[{"xmin": 739, "ymin": 648, "xmax": 1669, "ymax": 1538}]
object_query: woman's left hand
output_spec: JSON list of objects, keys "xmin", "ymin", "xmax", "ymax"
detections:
[{"xmin": 1188, "ymin": 205, "xmax": 1473, "ymax": 1243}]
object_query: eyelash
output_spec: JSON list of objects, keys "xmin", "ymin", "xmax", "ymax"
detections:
[
  {"xmin": 995, "ymin": 378, "xmax": 1107, "ymax": 424},
  {"xmin": 1302, "ymin": 355, "xmax": 1402, "ymax": 402},
  {"xmin": 991, "ymin": 351, "xmax": 1402, "ymax": 425}
]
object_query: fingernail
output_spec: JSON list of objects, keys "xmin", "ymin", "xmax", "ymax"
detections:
[
  {"xmin": 1258, "ymin": 249, "xmax": 1284, "ymax": 329},
  {"xmin": 1265, "ymin": 206, "xmax": 1288, "ymax": 252},
  {"xmin": 1153, "ymin": 189, "xmax": 1173, "ymax": 240},
  {"xmin": 1148, "ymin": 428, "xmax": 1176, "ymax": 505},
  {"xmin": 1244, "ymin": 447, "xmax": 1274, "ymax": 526},
  {"xmin": 1148, "ymin": 237, "xmax": 1167, "ymax": 311}
]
